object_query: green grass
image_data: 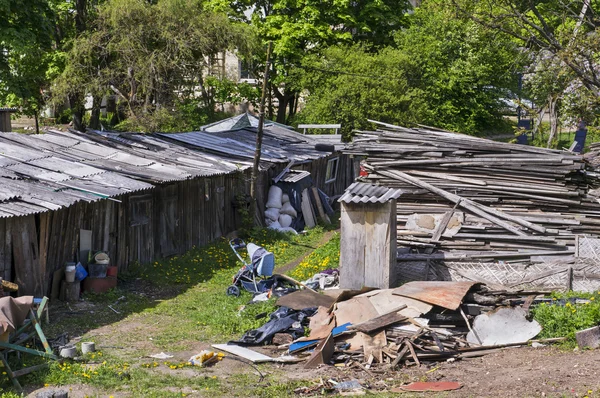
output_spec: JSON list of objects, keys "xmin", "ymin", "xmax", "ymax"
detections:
[
  {"xmin": 289, "ymin": 232, "xmax": 340, "ymax": 281},
  {"xmin": 532, "ymin": 291, "xmax": 600, "ymax": 346},
  {"xmin": 1, "ymin": 225, "xmax": 338, "ymax": 395}
]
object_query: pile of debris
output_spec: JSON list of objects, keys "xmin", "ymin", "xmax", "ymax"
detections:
[
  {"xmin": 217, "ymin": 281, "xmax": 560, "ymax": 379},
  {"xmin": 265, "ymin": 167, "xmax": 334, "ymax": 232},
  {"xmin": 345, "ymin": 123, "xmax": 600, "ymax": 290}
]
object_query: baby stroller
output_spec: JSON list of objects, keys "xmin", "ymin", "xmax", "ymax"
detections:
[{"xmin": 226, "ymin": 238, "xmax": 275, "ymax": 297}]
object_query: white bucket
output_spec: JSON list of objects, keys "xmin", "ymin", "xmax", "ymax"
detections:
[
  {"xmin": 65, "ymin": 265, "xmax": 76, "ymax": 283},
  {"xmin": 81, "ymin": 342, "xmax": 96, "ymax": 354},
  {"xmin": 94, "ymin": 252, "xmax": 110, "ymax": 265}
]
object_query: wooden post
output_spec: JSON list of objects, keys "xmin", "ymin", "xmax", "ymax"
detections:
[
  {"xmin": 250, "ymin": 42, "xmax": 272, "ymax": 223},
  {"xmin": 339, "ymin": 199, "xmax": 397, "ymax": 289}
]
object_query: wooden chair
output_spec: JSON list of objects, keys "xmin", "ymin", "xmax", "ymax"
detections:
[{"xmin": 0, "ymin": 297, "xmax": 58, "ymax": 391}]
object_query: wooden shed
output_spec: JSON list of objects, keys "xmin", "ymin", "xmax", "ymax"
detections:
[
  {"xmin": 0, "ymin": 120, "xmax": 355, "ymax": 296},
  {"xmin": 0, "ymin": 108, "xmax": 17, "ymax": 132}
]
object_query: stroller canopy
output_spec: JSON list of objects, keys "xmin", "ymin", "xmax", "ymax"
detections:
[{"xmin": 247, "ymin": 243, "xmax": 275, "ymax": 277}]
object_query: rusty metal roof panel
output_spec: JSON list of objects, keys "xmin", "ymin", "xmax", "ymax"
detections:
[
  {"xmin": 391, "ymin": 281, "xmax": 478, "ymax": 310},
  {"xmin": 338, "ymin": 182, "xmax": 403, "ymax": 204}
]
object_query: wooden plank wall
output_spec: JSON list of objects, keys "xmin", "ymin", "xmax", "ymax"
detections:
[
  {"xmin": 299, "ymin": 153, "xmax": 357, "ymax": 198},
  {"xmin": 339, "ymin": 200, "xmax": 398, "ymax": 289},
  {"xmin": 0, "ymin": 156, "xmax": 354, "ymax": 296}
]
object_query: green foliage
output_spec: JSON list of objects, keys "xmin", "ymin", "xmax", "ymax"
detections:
[
  {"xmin": 395, "ymin": 2, "xmax": 523, "ymax": 134},
  {"xmin": 53, "ymin": 0, "xmax": 256, "ymax": 132},
  {"xmin": 0, "ymin": 0, "xmax": 56, "ymax": 130},
  {"xmin": 532, "ymin": 292, "xmax": 600, "ymax": 346},
  {"xmin": 295, "ymin": 2, "xmax": 522, "ymax": 136},
  {"xmin": 293, "ymin": 45, "xmax": 425, "ymax": 137}
]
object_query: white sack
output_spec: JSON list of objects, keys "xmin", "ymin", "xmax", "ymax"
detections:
[
  {"xmin": 280, "ymin": 202, "xmax": 298, "ymax": 218},
  {"xmin": 265, "ymin": 207, "xmax": 280, "ymax": 221},
  {"xmin": 282, "ymin": 193, "xmax": 290, "ymax": 203},
  {"xmin": 266, "ymin": 185, "xmax": 283, "ymax": 209},
  {"xmin": 279, "ymin": 214, "xmax": 293, "ymax": 228},
  {"xmin": 268, "ymin": 221, "xmax": 282, "ymax": 230}
]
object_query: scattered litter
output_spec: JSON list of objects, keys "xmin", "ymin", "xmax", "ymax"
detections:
[
  {"xmin": 189, "ymin": 350, "xmax": 223, "ymax": 367},
  {"xmin": 333, "ymin": 379, "xmax": 363, "ymax": 392},
  {"xmin": 148, "ymin": 352, "xmax": 174, "ymax": 360},
  {"xmin": 393, "ymin": 381, "xmax": 462, "ymax": 392},
  {"xmin": 229, "ymin": 281, "xmax": 565, "ymax": 375},
  {"xmin": 234, "ymin": 307, "xmax": 315, "ymax": 345},
  {"xmin": 212, "ymin": 344, "xmax": 273, "ymax": 363}
]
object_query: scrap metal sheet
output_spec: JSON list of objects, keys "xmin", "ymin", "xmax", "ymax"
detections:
[{"xmin": 391, "ymin": 281, "xmax": 478, "ymax": 310}]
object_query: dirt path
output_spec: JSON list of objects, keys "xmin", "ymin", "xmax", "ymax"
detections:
[{"xmin": 276, "ymin": 229, "xmax": 338, "ymax": 274}]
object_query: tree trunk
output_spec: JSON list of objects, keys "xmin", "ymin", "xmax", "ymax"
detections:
[
  {"xmin": 34, "ymin": 111, "xmax": 39, "ymax": 135},
  {"xmin": 69, "ymin": 93, "xmax": 85, "ymax": 132},
  {"xmin": 89, "ymin": 95, "xmax": 101, "ymax": 130},
  {"xmin": 546, "ymin": 95, "xmax": 559, "ymax": 148},
  {"xmin": 273, "ymin": 86, "xmax": 292, "ymax": 124}
]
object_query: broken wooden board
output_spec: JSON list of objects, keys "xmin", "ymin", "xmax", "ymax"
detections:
[
  {"xmin": 362, "ymin": 331, "xmax": 386, "ymax": 363},
  {"xmin": 348, "ymin": 305, "xmax": 407, "ymax": 334},
  {"xmin": 392, "ymin": 281, "xmax": 478, "ymax": 310},
  {"xmin": 304, "ymin": 334, "xmax": 334, "ymax": 368},
  {"xmin": 212, "ymin": 344, "xmax": 274, "ymax": 363},
  {"xmin": 276, "ymin": 289, "xmax": 335, "ymax": 310}
]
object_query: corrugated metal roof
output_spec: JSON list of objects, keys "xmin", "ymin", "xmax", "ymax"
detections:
[
  {"xmin": 0, "ymin": 108, "xmax": 18, "ymax": 112},
  {"xmin": 338, "ymin": 182, "xmax": 403, "ymax": 204},
  {"xmin": 0, "ymin": 115, "xmax": 345, "ymax": 218},
  {"xmin": 279, "ymin": 170, "xmax": 311, "ymax": 183}
]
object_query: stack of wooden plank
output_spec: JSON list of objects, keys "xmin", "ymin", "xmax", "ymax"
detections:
[{"xmin": 346, "ymin": 123, "xmax": 600, "ymax": 275}]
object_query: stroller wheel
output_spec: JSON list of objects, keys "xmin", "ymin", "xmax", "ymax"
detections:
[{"xmin": 226, "ymin": 285, "xmax": 240, "ymax": 297}]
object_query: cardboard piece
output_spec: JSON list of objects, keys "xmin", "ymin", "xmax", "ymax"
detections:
[
  {"xmin": 304, "ymin": 334, "xmax": 334, "ymax": 368},
  {"xmin": 334, "ymin": 296, "xmax": 379, "ymax": 350},
  {"xmin": 276, "ymin": 289, "xmax": 335, "ymax": 310}
]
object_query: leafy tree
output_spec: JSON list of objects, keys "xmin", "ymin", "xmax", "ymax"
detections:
[
  {"xmin": 395, "ymin": 2, "xmax": 524, "ymax": 134},
  {"xmin": 453, "ymin": 0, "xmax": 600, "ymax": 95},
  {"xmin": 0, "ymin": 0, "xmax": 55, "ymax": 133},
  {"xmin": 293, "ymin": 45, "xmax": 426, "ymax": 137},
  {"xmin": 53, "ymin": 0, "xmax": 256, "ymax": 132},
  {"xmin": 240, "ymin": 0, "xmax": 412, "ymax": 124},
  {"xmin": 295, "ymin": 2, "xmax": 523, "ymax": 136}
]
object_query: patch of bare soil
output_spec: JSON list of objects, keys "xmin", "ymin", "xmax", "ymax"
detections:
[{"xmin": 235, "ymin": 345, "xmax": 600, "ymax": 397}]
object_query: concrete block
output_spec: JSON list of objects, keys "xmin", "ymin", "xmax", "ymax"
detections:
[{"xmin": 576, "ymin": 325, "xmax": 600, "ymax": 349}]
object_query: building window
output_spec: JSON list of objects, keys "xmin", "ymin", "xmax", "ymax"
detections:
[
  {"xmin": 325, "ymin": 157, "xmax": 339, "ymax": 183},
  {"xmin": 130, "ymin": 195, "xmax": 152, "ymax": 226}
]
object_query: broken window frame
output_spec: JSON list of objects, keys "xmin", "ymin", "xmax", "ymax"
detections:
[{"xmin": 325, "ymin": 157, "xmax": 339, "ymax": 184}]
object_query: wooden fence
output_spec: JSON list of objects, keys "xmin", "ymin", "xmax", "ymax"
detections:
[{"xmin": 0, "ymin": 153, "xmax": 355, "ymax": 296}]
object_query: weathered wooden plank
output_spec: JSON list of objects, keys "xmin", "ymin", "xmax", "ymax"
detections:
[{"xmin": 339, "ymin": 203, "xmax": 366, "ymax": 290}]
